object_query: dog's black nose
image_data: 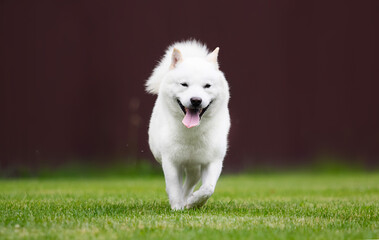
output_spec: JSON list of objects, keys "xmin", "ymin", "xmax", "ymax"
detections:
[{"xmin": 190, "ymin": 97, "xmax": 202, "ymax": 107}]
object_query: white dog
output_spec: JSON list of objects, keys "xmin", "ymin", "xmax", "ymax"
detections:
[{"xmin": 146, "ymin": 40, "xmax": 230, "ymax": 210}]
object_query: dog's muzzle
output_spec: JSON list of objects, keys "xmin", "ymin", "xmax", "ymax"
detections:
[{"xmin": 177, "ymin": 99, "xmax": 212, "ymax": 118}]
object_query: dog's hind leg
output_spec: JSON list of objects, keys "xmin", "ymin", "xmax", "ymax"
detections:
[
  {"xmin": 185, "ymin": 161, "xmax": 223, "ymax": 209},
  {"xmin": 182, "ymin": 165, "xmax": 201, "ymax": 201}
]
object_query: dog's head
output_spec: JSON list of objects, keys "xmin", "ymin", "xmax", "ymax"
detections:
[{"xmin": 160, "ymin": 48, "xmax": 229, "ymax": 128}]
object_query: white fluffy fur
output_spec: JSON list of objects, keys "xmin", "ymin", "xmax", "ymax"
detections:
[
  {"xmin": 146, "ymin": 40, "xmax": 230, "ymax": 210},
  {"xmin": 146, "ymin": 41, "xmax": 212, "ymax": 94}
]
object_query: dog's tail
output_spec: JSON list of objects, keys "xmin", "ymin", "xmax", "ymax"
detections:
[{"xmin": 145, "ymin": 56, "xmax": 169, "ymax": 95}]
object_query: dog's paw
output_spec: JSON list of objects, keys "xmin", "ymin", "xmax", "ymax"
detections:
[
  {"xmin": 170, "ymin": 202, "xmax": 185, "ymax": 211},
  {"xmin": 185, "ymin": 186, "xmax": 214, "ymax": 209},
  {"xmin": 185, "ymin": 197, "xmax": 207, "ymax": 209}
]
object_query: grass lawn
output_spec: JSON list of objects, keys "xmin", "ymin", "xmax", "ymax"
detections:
[{"xmin": 0, "ymin": 173, "xmax": 378, "ymax": 239}]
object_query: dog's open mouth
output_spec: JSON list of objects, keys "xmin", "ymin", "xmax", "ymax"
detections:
[{"xmin": 177, "ymin": 99, "xmax": 211, "ymax": 128}]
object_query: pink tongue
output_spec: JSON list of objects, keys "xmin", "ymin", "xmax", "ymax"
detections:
[{"xmin": 182, "ymin": 109, "xmax": 200, "ymax": 128}]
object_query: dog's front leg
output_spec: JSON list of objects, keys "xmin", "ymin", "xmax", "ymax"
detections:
[
  {"xmin": 162, "ymin": 159, "xmax": 184, "ymax": 210},
  {"xmin": 186, "ymin": 160, "xmax": 223, "ymax": 209}
]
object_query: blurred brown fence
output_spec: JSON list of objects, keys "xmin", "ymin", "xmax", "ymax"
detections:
[{"xmin": 1, "ymin": 0, "xmax": 378, "ymax": 172}]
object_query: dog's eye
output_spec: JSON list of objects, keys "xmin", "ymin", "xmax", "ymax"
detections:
[
  {"xmin": 180, "ymin": 83, "xmax": 188, "ymax": 87},
  {"xmin": 204, "ymin": 84, "xmax": 211, "ymax": 88}
]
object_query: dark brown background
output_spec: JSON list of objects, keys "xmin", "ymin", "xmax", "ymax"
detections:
[{"xmin": 1, "ymin": 0, "xmax": 378, "ymax": 173}]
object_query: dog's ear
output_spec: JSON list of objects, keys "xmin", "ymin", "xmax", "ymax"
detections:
[
  {"xmin": 170, "ymin": 48, "xmax": 182, "ymax": 69},
  {"xmin": 207, "ymin": 47, "xmax": 219, "ymax": 64}
]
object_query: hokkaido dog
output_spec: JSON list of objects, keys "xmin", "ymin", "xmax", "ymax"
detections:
[{"xmin": 146, "ymin": 40, "xmax": 230, "ymax": 210}]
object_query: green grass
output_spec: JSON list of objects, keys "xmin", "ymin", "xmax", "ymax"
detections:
[{"xmin": 0, "ymin": 173, "xmax": 378, "ymax": 239}]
